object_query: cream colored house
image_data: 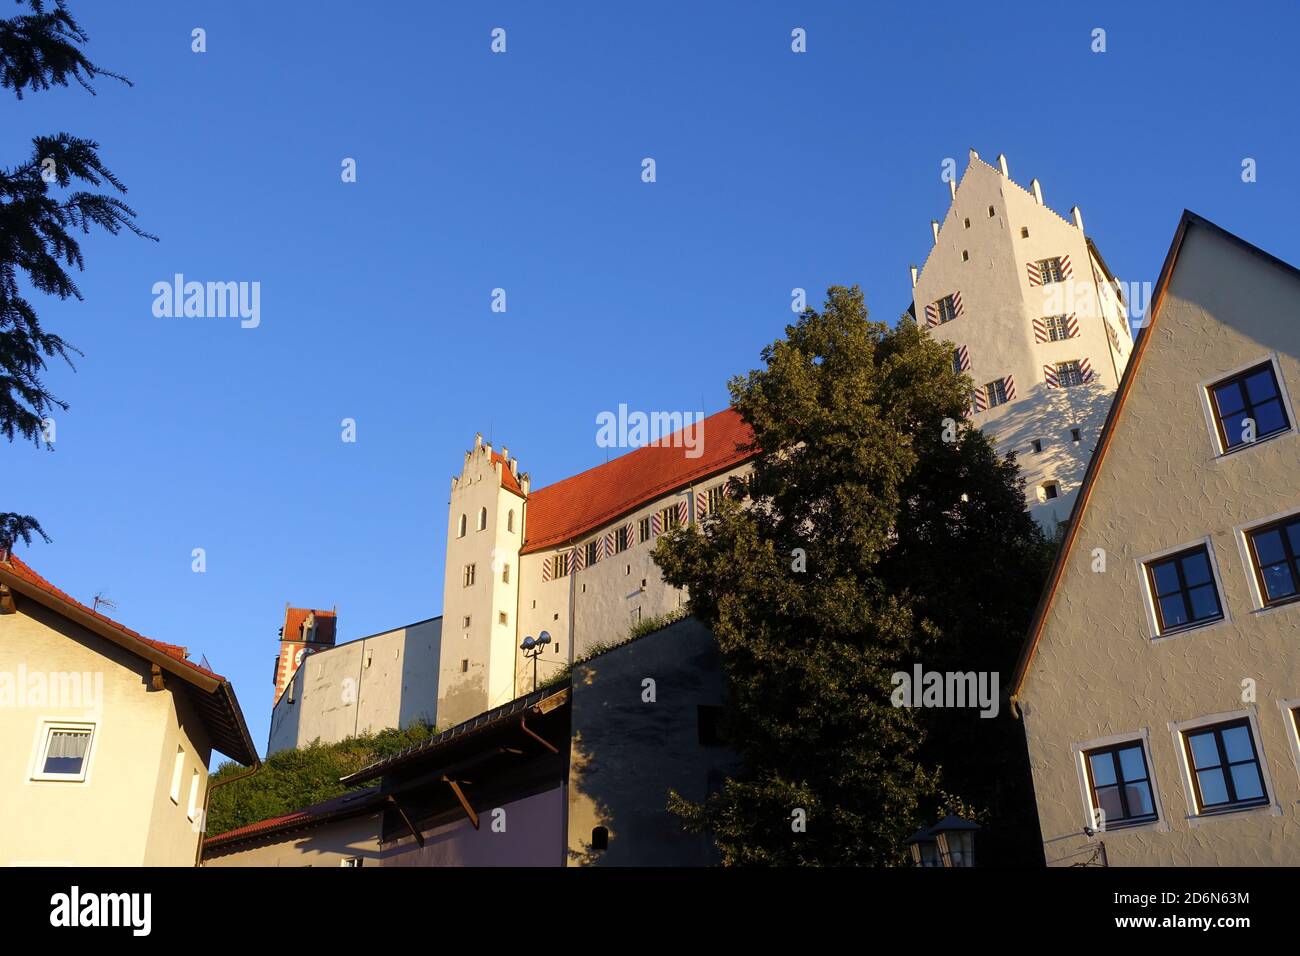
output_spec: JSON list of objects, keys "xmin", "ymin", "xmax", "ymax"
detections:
[
  {"xmin": 1011, "ymin": 212, "xmax": 1300, "ymax": 865},
  {"xmin": 203, "ymin": 788, "xmax": 384, "ymax": 867},
  {"xmin": 911, "ymin": 149, "xmax": 1134, "ymax": 531},
  {"xmin": 0, "ymin": 552, "xmax": 258, "ymax": 866}
]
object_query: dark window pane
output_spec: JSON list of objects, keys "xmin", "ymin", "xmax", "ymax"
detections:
[
  {"xmin": 1095, "ymin": 785, "xmax": 1123, "ymax": 821},
  {"xmin": 1252, "ymin": 399, "xmax": 1288, "ymax": 436},
  {"xmin": 1262, "ymin": 563, "xmax": 1298, "ymax": 601},
  {"xmin": 1196, "ymin": 768, "xmax": 1229, "ymax": 806},
  {"xmin": 1253, "ymin": 529, "xmax": 1287, "ymax": 566},
  {"xmin": 1118, "ymin": 746, "xmax": 1146, "ymax": 782},
  {"xmin": 1214, "ymin": 382, "xmax": 1246, "ymax": 415},
  {"xmin": 42, "ymin": 755, "xmax": 84, "ymax": 775},
  {"xmin": 1187, "ymin": 584, "xmax": 1221, "ymax": 621},
  {"xmin": 1243, "ymin": 368, "xmax": 1279, "ymax": 404},
  {"xmin": 1151, "ymin": 561, "xmax": 1182, "ymax": 596},
  {"xmin": 1089, "ymin": 752, "xmax": 1117, "ymax": 787},
  {"xmin": 1222, "ymin": 411, "xmax": 1251, "ymax": 447},
  {"xmin": 1229, "ymin": 764, "xmax": 1265, "ymax": 801},
  {"xmin": 1159, "ymin": 594, "xmax": 1189, "ymax": 627},
  {"xmin": 1286, "ymin": 521, "xmax": 1300, "ymax": 554},
  {"xmin": 1181, "ymin": 551, "xmax": 1213, "ymax": 587},
  {"xmin": 1125, "ymin": 781, "xmax": 1155, "ymax": 817},
  {"xmin": 1188, "ymin": 732, "xmax": 1220, "ymax": 770},
  {"xmin": 1220, "ymin": 725, "xmax": 1254, "ymax": 763}
]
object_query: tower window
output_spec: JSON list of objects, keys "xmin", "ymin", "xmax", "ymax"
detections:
[
  {"xmin": 591, "ymin": 826, "xmax": 609, "ymax": 851},
  {"xmin": 961, "ymin": 250, "xmax": 969, "ymax": 262},
  {"xmin": 1071, "ymin": 428, "xmax": 1082, "ymax": 442},
  {"xmin": 507, "ymin": 510, "xmax": 515, "ymax": 533},
  {"xmin": 461, "ymin": 659, "xmax": 469, "ymax": 673},
  {"xmin": 463, "ymin": 563, "xmax": 476, "ymax": 587},
  {"xmin": 457, "ymin": 514, "xmax": 466, "ymax": 538},
  {"xmin": 462, "ymin": 615, "xmax": 471, "ymax": 628},
  {"xmin": 1044, "ymin": 314, "xmax": 1071, "ymax": 341},
  {"xmin": 1037, "ymin": 257, "xmax": 1065, "ymax": 284},
  {"xmin": 988, "ymin": 205, "xmax": 995, "ymax": 217},
  {"xmin": 1040, "ymin": 481, "xmax": 1060, "ymax": 501},
  {"xmin": 1021, "ymin": 227, "xmax": 1029, "ymax": 238},
  {"xmin": 697, "ymin": 705, "xmax": 727, "ymax": 746},
  {"xmin": 963, "ymin": 217, "xmax": 971, "ymax": 228},
  {"xmin": 933, "ymin": 294, "xmax": 958, "ymax": 324},
  {"xmin": 984, "ymin": 379, "xmax": 1009, "ymax": 408},
  {"xmin": 1030, "ymin": 439, "xmax": 1042, "ymax": 453},
  {"xmin": 477, "ymin": 507, "xmax": 488, "ymax": 531}
]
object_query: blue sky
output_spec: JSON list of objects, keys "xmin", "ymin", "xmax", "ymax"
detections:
[{"xmin": 6, "ymin": 1, "xmax": 1299, "ymax": 760}]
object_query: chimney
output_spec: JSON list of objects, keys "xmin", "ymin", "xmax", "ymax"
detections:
[
  {"xmin": 930, "ymin": 220, "xmax": 940, "ymax": 244},
  {"xmin": 1031, "ymin": 178, "xmax": 1043, "ymax": 205},
  {"xmin": 520, "ymin": 473, "xmax": 531, "ymax": 495},
  {"xmin": 997, "ymin": 153, "xmax": 1008, "ymax": 177},
  {"xmin": 1071, "ymin": 206, "xmax": 1085, "ymax": 231},
  {"xmin": 909, "ymin": 265, "xmax": 918, "ymax": 289}
]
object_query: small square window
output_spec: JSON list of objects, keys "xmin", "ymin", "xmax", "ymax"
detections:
[
  {"xmin": 962, "ymin": 250, "xmax": 969, "ymax": 262},
  {"xmin": 499, "ymin": 611, "xmax": 508, "ymax": 625},
  {"xmin": 1021, "ymin": 227, "xmax": 1029, "ymax": 238},
  {"xmin": 987, "ymin": 205, "xmax": 995, "ymax": 217},
  {"xmin": 1246, "ymin": 513, "xmax": 1300, "ymax": 607},
  {"xmin": 1030, "ymin": 439, "xmax": 1042, "ymax": 453},
  {"xmin": 502, "ymin": 564, "xmax": 510, "ymax": 584},
  {"xmin": 1083, "ymin": 741, "xmax": 1158, "ymax": 828},
  {"xmin": 1145, "ymin": 545, "xmax": 1224, "ymax": 635},
  {"xmin": 35, "ymin": 724, "xmax": 94, "ymax": 781},
  {"xmin": 462, "ymin": 615, "xmax": 471, "ymax": 629},
  {"xmin": 1182, "ymin": 719, "xmax": 1269, "ymax": 813},
  {"xmin": 1041, "ymin": 481, "xmax": 1059, "ymax": 501},
  {"xmin": 1208, "ymin": 361, "xmax": 1291, "ymax": 452},
  {"xmin": 1071, "ymin": 428, "xmax": 1082, "ymax": 442}
]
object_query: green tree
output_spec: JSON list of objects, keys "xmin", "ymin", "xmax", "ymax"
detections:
[
  {"xmin": 1, "ymin": 1, "xmax": 154, "ymax": 551},
  {"xmin": 657, "ymin": 286, "xmax": 1050, "ymax": 865}
]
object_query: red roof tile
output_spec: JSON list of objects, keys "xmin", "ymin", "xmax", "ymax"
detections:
[
  {"xmin": 204, "ymin": 787, "xmax": 384, "ymax": 850},
  {"xmin": 493, "ymin": 450, "xmax": 525, "ymax": 497},
  {"xmin": 1, "ymin": 553, "xmax": 220, "ymax": 679},
  {"xmin": 282, "ymin": 606, "xmax": 337, "ymax": 646},
  {"xmin": 521, "ymin": 408, "xmax": 753, "ymax": 554}
]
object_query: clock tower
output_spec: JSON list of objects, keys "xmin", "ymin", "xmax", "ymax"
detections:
[{"xmin": 273, "ymin": 605, "xmax": 337, "ymax": 704}]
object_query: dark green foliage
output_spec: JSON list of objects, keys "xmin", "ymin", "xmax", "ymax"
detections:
[
  {"xmin": 656, "ymin": 286, "xmax": 1051, "ymax": 865},
  {"xmin": 0, "ymin": 1, "xmax": 153, "ymax": 551},
  {"xmin": 206, "ymin": 723, "xmax": 440, "ymax": 836}
]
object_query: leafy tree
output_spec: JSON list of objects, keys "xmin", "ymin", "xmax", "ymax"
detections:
[
  {"xmin": 0, "ymin": 0, "xmax": 154, "ymax": 551},
  {"xmin": 206, "ymin": 723, "xmax": 440, "ymax": 836},
  {"xmin": 657, "ymin": 286, "xmax": 1050, "ymax": 865}
]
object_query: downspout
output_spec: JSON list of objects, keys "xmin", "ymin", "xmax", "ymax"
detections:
[{"xmin": 195, "ymin": 759, "xmax": 262, "ymax": 867}]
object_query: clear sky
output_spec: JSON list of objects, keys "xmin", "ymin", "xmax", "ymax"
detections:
[{"xmin": 6, "ymin": 1, "xmax": 1299, "ymax": 760}]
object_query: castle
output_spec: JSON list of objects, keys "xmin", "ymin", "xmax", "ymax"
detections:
[{"xmin": 269, "ymin": 149, "xmax": 1135, "ymax": 745}]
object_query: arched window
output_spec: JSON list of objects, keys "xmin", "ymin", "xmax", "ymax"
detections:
[
  {"xmin": 507, "ymin": 510, "xmax": 515, "ymax": 533},
  {"xmin": 591, "ymin": 826, "xmax": 609, "ymax": 851},
  {"xmin": 457, "ymin": 514, "xmax": 467, "ymax": 538},
  {"xmin": 477, "ymin": 507, "xmax": 488, "ymax": 531}
]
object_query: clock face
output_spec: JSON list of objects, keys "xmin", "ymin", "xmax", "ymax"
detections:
[{"xmin": 294, "ymin": 648, "xmax": 307, "ymax": 666}]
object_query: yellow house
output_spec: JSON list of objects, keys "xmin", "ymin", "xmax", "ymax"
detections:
[
  {"xmin": 0, "ymin": 552, "xmax": 258, "ymax": 866},
  {"xmin": 1011, "ymin": 212, "xmax": 1300, "ymax": 865}
]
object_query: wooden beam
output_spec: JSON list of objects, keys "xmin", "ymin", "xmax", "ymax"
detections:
[
  {"xmin": 520, "ymin": 716, "xmax": 558, "ymax": 753},
  {"xmin": 443, "ymin": 776, "xmax": 480, "ymax": 829},
  {"xmin": 386, "ymin": 794, "xmax": 425, "ymax": 848}
]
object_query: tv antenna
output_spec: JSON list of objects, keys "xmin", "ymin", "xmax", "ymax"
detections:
[{"xmin": 92, "ymin": 592, "xmax": 117, "ymax": 614}]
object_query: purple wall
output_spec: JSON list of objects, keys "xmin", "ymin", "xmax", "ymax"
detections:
[{"xmin": 381, "ymin": 785, "xmax": 565, "ymax": 867}]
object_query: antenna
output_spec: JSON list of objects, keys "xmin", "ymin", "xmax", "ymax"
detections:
[{"xmin": 92, "ymin": 592, "xmax": 117, "ymax": 614}]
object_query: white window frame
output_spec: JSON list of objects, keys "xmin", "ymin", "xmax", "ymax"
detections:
[
  {"xmin": 1168, "ymin": 708, "xmax": 1281, "ymax": 825},
  {"xmin": 1231, "ymin": 502, "xmax": 1300, "ymax": 616},
  {"xmin": 186, "ymin": 768, "xmax": 201, "ymax": 822},
  {"xmin": 1197, "ymin": 353, "xmax": 1297, "ymax": 460},
  {"xmin": 1044, "ymin": 314, "xmax": 1070, "ymax": 342},
  {"xmin": 1134, "ymin": 535, "xmax": 1231, "ymax": 643},
  {"xmin": 170, "ymin": 746, "xmax": 185, "ymax": 804},
  {"xmin": 31, "ymin": 720, "xmax": 97, "ymax": 783},
  {"xmin": 1071, "ymin": 728, "xmax": 1169, "ymax": 834},
  {"xmin": 1278, "ymin": 698, "xmax": 1300, "ymax": 784}
]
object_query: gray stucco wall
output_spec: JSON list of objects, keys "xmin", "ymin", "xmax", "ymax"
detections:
[{"xmin": 566, "ymin": 615, "xmax": 737, "ymax": 866}]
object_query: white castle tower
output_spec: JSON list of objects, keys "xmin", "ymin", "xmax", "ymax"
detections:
[
  {"xmin": 437, "ymin": 434, "xmax": 529, "ymax": 727},
  {"xmin": 911, "ymin": 149, "xmax": 1135, "ymax": 530}
]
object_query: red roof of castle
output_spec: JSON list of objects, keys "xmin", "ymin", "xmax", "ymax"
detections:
[
  {"xmin": 520, "ymin": 408, "xmax": 753, "ymax": 554},
  {"xmin": 493, "ymin": 450, "xmax": 525, "ymax": 497},
  {"xmin": 283, "ymin": 606, "xmax": 337, "ymax": 645}
]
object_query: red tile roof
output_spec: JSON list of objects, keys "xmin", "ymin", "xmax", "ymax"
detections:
[
  {"xmin": 521, "ymin": 408, "xmax": 753, "ymax": 554},
  {"xmin": 204, "ymin": 787, "xmax": 384, "ymax": 851},
  {"xmin": 493, "ymin": 450, "xmax": 525, "ymax": 497},
  {"xmin": 282, "ymin": 606, "xmax": 337, "ymax": 646},
  {"xmin": 1, "ymin": 553, "xmax": 218, "ymax": 677}
]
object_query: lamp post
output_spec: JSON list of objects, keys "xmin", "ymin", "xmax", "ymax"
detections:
[
  {"xmin": 930, "ymin": 815, "xmax": 979, "ymax": 868},
  {"xmin": 520, "ymin": 631, "xmax": 551, "ymax": 691},
  {"xmin": 904, "ymin": 825, "xmax": 943, "ymax": 867}
]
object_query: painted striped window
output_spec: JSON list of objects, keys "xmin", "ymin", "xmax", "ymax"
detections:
[
  {"xmin": 584, "ymin": 541, "xmax": 598, "ymax": 566},
  {"xmin": 934, "ymin": 295, "xmax": 958, "ymax": 324},
  {"xmin": 1044, "ymin": 315, "xmax": 1070, "ymax": 342},
  {"xmin": 1037, "ymin": 257, "xmax": 1065, "ymax": 284},
  {"xmin": 1055, "ymin": 361, "xmax": 1084, "ymax": 388},
  {"xmin": 638, "ymin": 517, "xmax": 651, "ymax": 543},
  {"xmin": 951, "ymin": 349, "xmax": 963, "ymax": 375},
  {"xmin": 660, "ymin": 505, "xmax": 680, "ymax": 532},
  {"xmin": 614, "ymin": 526, "xmax": 629, "ymax": 553},
  {"xmin": 984, "ymin": 379, "xmax": 1009, "ymax": 407},
  {"xmin": 552, "ymin": 554, "xmax": 569, "ymax": 579}
]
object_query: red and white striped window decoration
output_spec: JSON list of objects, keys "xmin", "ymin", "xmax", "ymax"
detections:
[
  {"xmin": 1033, "ymin": 314, "xmax": 1078, "ymax": 343},
  {"xmin": 1043, "ymin": 359, "xmax": 1093, "ymax": 388},
  {"xmin": 925, "ymin": 293, "xmax": 963, "ymax": 327},
  {"xmin": 676, "ymin": 500, "xmax": 688, "ymax": 527},
  {"xmin": 1026, "ymin": 255, "xmax": 1072, "ymax": 286},
  {"xmin": 973, "ymin": 376, "xmax": 1016, "ymax": 411},
  {"xmin": 542, "ymin": 551, "xmax": 573, "ymax": 582},
  {"xmin": 952, "ymin": 345, "xmax": 971, "ymax": 374}
]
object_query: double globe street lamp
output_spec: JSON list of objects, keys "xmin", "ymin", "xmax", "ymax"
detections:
[{"xmin": 520, "ymin": 631, "xmax": 552, "ymax": 691}]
